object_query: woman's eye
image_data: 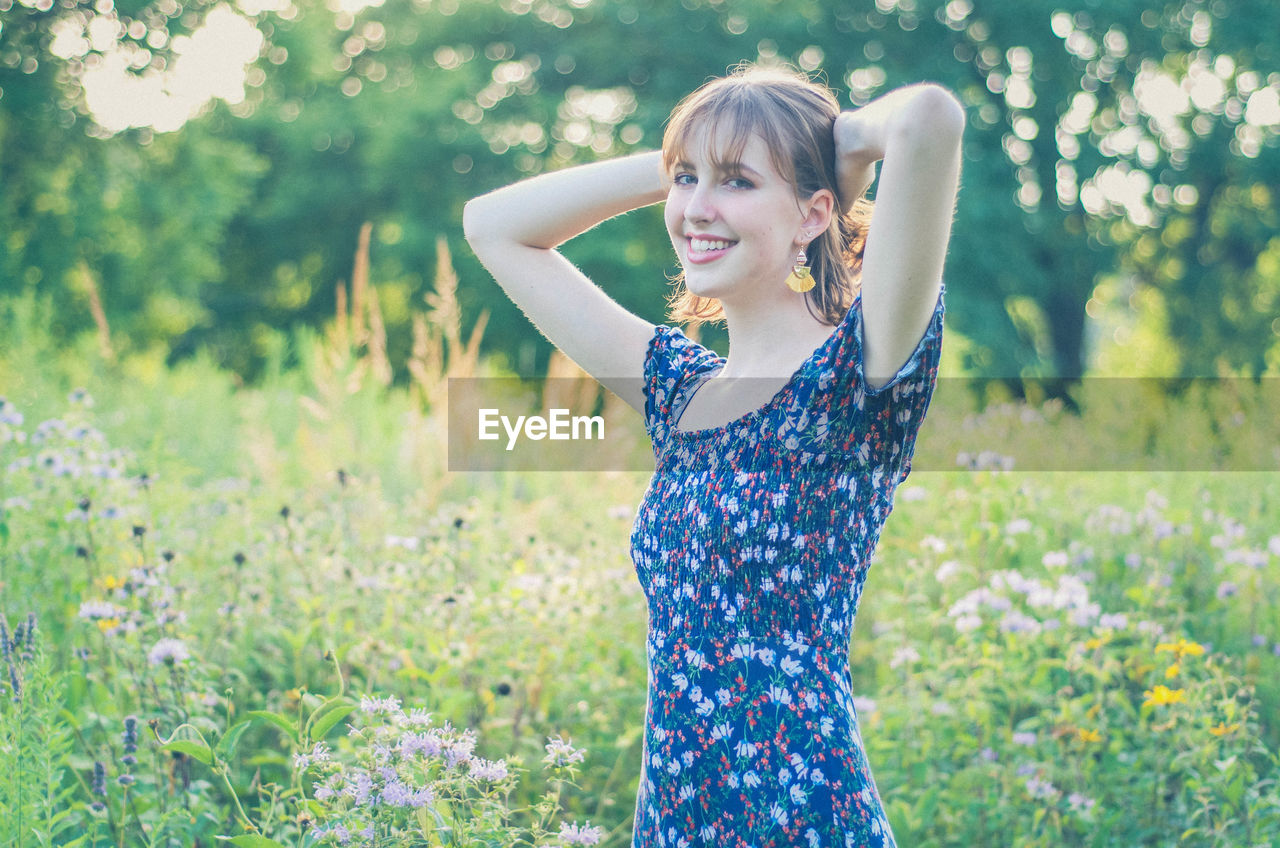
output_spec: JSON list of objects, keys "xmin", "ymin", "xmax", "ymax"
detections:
[
  {"xmin": 727, "ymin": 177, "xmax": 754, "ymax": 189},
  {"xmin": 672, "ymin": 173, "xmax": 696, "ymax": 186}
]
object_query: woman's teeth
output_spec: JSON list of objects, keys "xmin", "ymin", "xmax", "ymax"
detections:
[{"xmin": 691, "ymin": 238, "xmax": 734, "ymax": 252}]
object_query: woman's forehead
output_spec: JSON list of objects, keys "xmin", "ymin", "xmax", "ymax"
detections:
[{"xmin": 670, "ymin": 123, "xmax": 786, "ymax": 177}]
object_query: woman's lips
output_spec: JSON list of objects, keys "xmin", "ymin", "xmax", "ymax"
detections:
[{"xmin": 685, "ymin": 236, "xmax": 737, "ymax": 265}]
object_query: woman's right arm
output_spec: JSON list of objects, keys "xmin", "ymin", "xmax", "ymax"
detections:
[{"xmin": 462, "ymin": 151, "xmax": 669, "ymax": 414}]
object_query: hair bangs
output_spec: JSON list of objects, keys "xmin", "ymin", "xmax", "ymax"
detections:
[{"xmin": 662, "ymin": 85, "xmax": 795, "ymax": 186}]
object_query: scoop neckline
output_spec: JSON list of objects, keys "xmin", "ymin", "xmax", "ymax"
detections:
[{"xmin": 670, "ymin": 304, "xmax": 853, "ymax": 439}]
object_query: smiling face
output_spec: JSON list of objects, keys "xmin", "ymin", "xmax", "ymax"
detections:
[{"xmin": 663, "ymin": 129, "xmax": 813, "ymax": 304}]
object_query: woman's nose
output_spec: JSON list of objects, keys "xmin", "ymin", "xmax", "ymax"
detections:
[{"xmin": 683, "ymin": 182, "xmax": 716, "ymax": 223}]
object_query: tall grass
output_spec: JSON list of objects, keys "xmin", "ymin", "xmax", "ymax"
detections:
[{"xmin": 2, "ymin": 234, "xmax": 1279, "ymax": 845}]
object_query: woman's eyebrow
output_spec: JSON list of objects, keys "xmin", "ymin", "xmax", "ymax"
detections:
[{"xmin": 672, "ymin": 159, "xmax": 765, "ymax": 179}]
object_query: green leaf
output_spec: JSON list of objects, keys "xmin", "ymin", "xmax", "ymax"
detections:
[
  {"xmin": 247, "ymin": 710, "xmax": 301, "ymax": 744},
  {"xmin": 311, "ymin": 704, "xmax": 357, "ymax": 740},
  {"xmin": 160, "ymin": 739, "xmax": 214, "ymax": 766},
  {"xmin": 215, "ymin": 719, "xmax": 253, "ymax": 762},
  {"xmin": 158, "ymin": 724, "xmax": 216, "ymax": 765},
  {"xmin": 214, "ymin": 836, "xmax": 289, "ymax": 848}
]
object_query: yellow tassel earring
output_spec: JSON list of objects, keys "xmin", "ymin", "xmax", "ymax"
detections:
[{"xmin": 785, "ymin": 245, "xmax": 814, "ymax": 293}]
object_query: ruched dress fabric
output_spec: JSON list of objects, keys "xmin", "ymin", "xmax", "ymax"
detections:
[{"xmin": 629, "ymin": 288, "xmax": 945, "ymax": 848}]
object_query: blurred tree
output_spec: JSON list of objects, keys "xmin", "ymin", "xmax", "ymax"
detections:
[
  {"xmin": 2, "ymin": 0, "xmax": 1277, "ymax": 380},
  {"xmin": 0, "ymin": 0, "xmax": 266, "ymax": 352}
]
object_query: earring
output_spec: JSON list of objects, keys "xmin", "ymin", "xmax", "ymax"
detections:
[{"xmin": 785, "ymin": 245, "xmax": 814, "ymax": 293}]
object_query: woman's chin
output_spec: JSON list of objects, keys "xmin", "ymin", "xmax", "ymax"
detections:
[{"xmin": 682, "ymin": 276, "xmax": 729, "ymax": 301}]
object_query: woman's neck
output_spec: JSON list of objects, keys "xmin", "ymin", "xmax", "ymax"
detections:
[{"xmin": 715, "ymin": 296, "xmax": 836, "ymax": 379}]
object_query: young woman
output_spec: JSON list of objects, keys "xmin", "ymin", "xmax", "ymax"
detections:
[{"xmin": 465, "ymin": 64, "xmax": 963, "ymax": 848}]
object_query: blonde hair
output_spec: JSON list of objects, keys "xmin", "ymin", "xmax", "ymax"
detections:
[{"xmin": 661, "ymin": 63, "xmax": 873, "ymax": 327}]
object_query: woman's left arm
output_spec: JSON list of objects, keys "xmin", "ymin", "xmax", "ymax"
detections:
[{"xmin": 835, "ymin": 84, "xmax": 965, "ymax": 390}]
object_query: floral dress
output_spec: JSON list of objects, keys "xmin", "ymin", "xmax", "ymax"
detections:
[{"xmin": 629, "ymin": 288, "xmax": 945, "ymax": 848}]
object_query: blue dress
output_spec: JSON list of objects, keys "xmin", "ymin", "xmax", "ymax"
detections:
[{"xmin": 629, "ymin": 288, "xmax": 945, "ymax": 848}]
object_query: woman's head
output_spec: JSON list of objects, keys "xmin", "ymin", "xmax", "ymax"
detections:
[{"xmin": 661, "ymin": 63, "xmax": 871, "ymax": 326}]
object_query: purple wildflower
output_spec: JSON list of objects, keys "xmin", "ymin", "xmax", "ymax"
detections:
[
  {"xmin": 558, "ymin": 821, "xmax": 606, "ymax": 845},
  {"xmin": 146, "ymin": 638, "xmax": 189, "ymax": 666},
  {"xmin": 543, "ymin": 734, "xmax": 586, "ymax": 768}
]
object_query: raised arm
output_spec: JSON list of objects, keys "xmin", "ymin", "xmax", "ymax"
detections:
[
  {"xmin": 835, "ymin": 84, "xmax": 965, "ymax": 390},
  {"xmin": 462, "ymin": 152, "xmax": 669, "ymax": 413}
]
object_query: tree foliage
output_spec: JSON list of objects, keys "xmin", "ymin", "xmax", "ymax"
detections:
[{"xmin": 1, "ymin": 0, "xmax": 1277, "ymax": 380}]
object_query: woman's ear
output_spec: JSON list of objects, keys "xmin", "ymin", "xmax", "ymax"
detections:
[{"xmin": 797, "ymin": 188, "xmax": 836, "ymax": 244}]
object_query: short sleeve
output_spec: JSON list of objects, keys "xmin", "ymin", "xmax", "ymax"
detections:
[
  {"xmin": 830, "ymin": 284, "xmax": 946, "ymax": 485},
  {"xmin": 642, "ymin": 324, "xmax": 722, "ymax": 451}
]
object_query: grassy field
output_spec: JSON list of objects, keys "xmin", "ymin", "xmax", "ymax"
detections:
[{"xmin": 2, "ymin": 285, "xmax": 1279, "ymax": 847}]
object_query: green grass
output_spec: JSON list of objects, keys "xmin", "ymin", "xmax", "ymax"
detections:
[{"xmin": 2, "ymin": 293, "xmax": 1279, "ymax": 847}]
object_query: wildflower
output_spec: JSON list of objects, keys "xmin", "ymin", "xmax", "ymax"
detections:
[
  {"xmin": 147, "ymin": 638, "xmax": 189, "ymax": 666},
  {"xmin": 399, "ymin": 729, "xmax": 443, "ymax": 759},
  {"xmin": 1216, "ymin": 581, "xmax": 1238, "ymax": 600},
  {"xmin": 1156, "ymin": 638, "xmax": 1205, "ymax": 660},
  {"xmin": 935, "ymin": 560, "xmax": 960, "ymax": 582},
  {"xmin": 558, "ymin": 821, "xmax": 606, "ymax": 845},
  {"xmin": 402, "ymin": 707, "xmax": 434, "ymax": 727},
  {"xmin": 116, "ymin": 774, "xmax": 135, "ymax": 787},
  {"xmin": 469, "ymin": 757, "xmax": 510, "ymax": 781},
  {"xmin": 1143, "ymin": 685, "xmax": 1186, "ymax": 707},
  {"xmin": 92, "ymin": 761, "xmax": 107, "ymax": 798},
  {"xmin": 1000, "ymin": 611, "xmax": 1041, "ymax": 634},
  {"xmin": 889, "ymin": 646, "xmax": 920, "ymax": 669},
  {"xmin": 359, "ymin": 694, "xmax": 402, "ymax": 715},
  {"xmin": 979, "ymin": 747, "xmax": 997, "ymax": 762},
  {"xmin": 1068, "ymin": 792, "xmax": 1095, "ymax": 813},
  {"xmin": 852, "ymin": 696, "xmax": 877, "ymax": 715},
  {"xmin": 1005, "ymin": 518, "xmax": 1032, "ymax": 535},
  {"xmin": 79, "ymin": 600, "xmax": 125, "ymax": 621},
  {"xmin": 342, "ymin": 771, "xmax": 374, "ymax": 805},
  {"xmin": 1097, "ymin": 613, "xmax": 1128, "ymax": 630},
  {"xmin": 1209, "ymin": 722, "xmax": 1240, "ymax": 736},
  {"xmin": 1012, "ymin": 731, "xmax": 1036, "ymax": 747},
  {"xmin": 122, "ymin": 716, "xmax": 138, "ymax": 754},
  {"xmin": 1025, "ymin": 777, "xmax": 1059, "ymax": 800},
  {"xmin": 379, "ymin": 780, "xmax": 421, "ymax": 807},
  {"xmin": 1041, "ymin": 551, "xmax": 1068, "ymax": 569},
  {"xmin": 444, "ymin": 730, "xmax": 478, "ymax": 768},
  {"xmin": 1077, "ymin": 728, "xmax": 1103, "ymax": 743},
  {"xmin": 543, "ymin": 735, "xmax": 586, "ymax": 769}
]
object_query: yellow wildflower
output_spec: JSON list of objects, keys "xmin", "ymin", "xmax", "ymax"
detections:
[
  {"xmin": 1209, "ymin": 722, "xmax": 1240, "ymax": 737},
  {"xmin": 1143, "ymin": 684, "xmax": 1186, "ymax": 707},
  {"xmin": 96, "ymin": 617, "xmax": 120, "ymax": 633},
  {"xmin": 101, "ymin": 575, "xmax": 123, "ymax": 591},
  {"xmin": 1165, "ymin": 663, "xmax": 1180, "ymax": 679},
  {"xmin": 1084, "ymin": 637, "xmax": 1104, "ymax": 651},
  {"xmin": 1077, "ymin": 727, "xmax": 1103, "ymax": 743},
  {"xmin": 1156, "ymin": 638, "xmax": 1205, "ymax": 660}
]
